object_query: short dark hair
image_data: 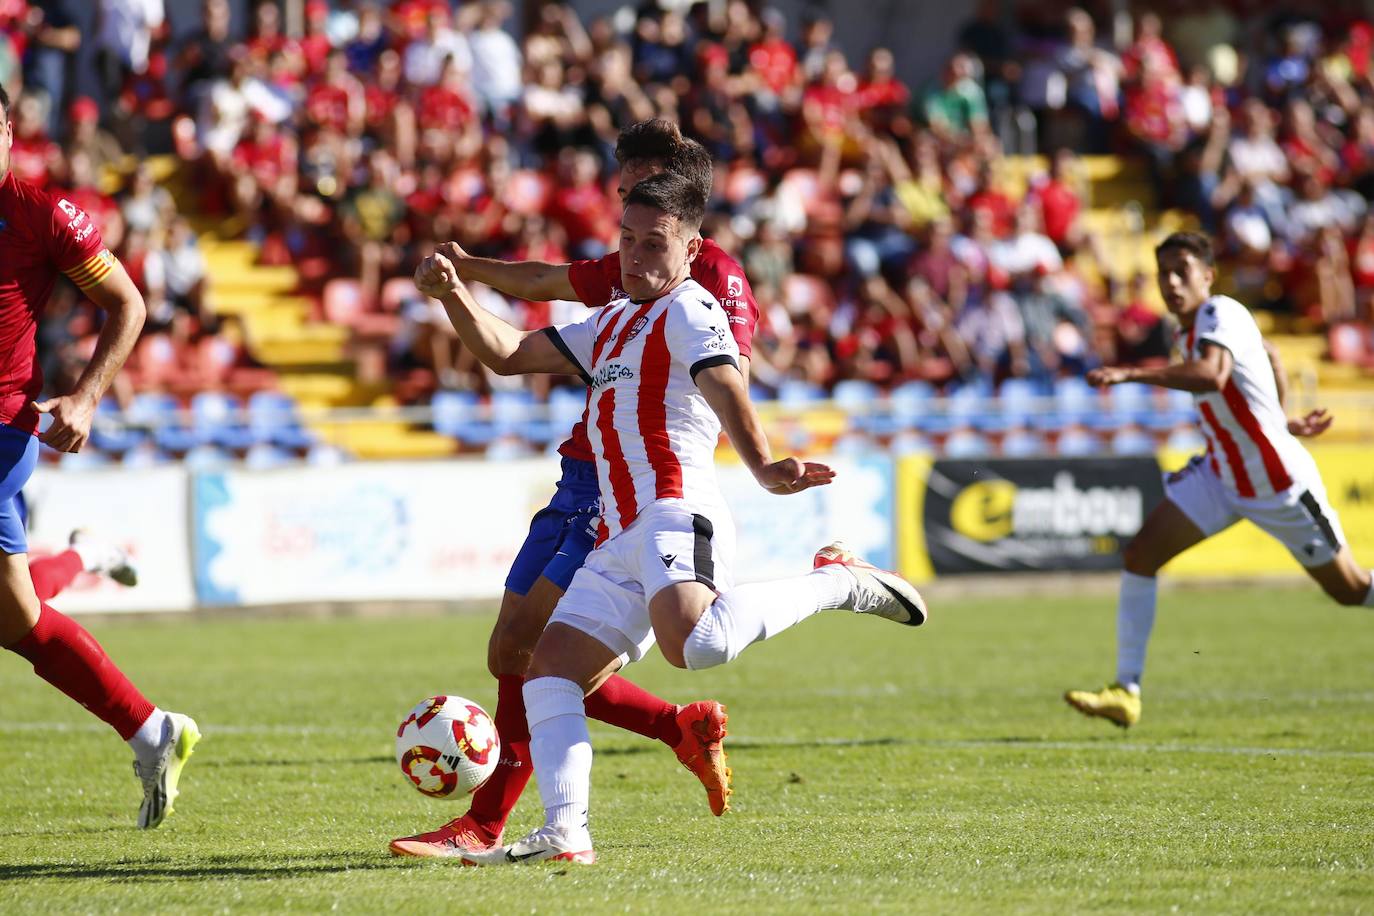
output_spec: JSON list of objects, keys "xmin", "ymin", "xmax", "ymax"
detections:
[
  {"xmin": 0, "ymin": 85, "xmax": 9, "ymax": 121},
  {"xmin": 1155, "ymin": 231, "xmax": 1214, "ymax": 266},
  {"xmin": 624, "ymin": 171, "xmax": 706, "ymax": 234},
  {"xmin": 615, "ymin": 118, "xmax": 714, "ymax": 203}
]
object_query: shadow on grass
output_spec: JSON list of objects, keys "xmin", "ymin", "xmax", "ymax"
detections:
[{"xmin": 0, "ymin": 851, "xmax": 407, "ymax": 882}]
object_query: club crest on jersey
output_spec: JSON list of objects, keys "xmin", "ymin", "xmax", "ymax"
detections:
[
  {"xmin": 726, "ymin": 274, "xmax": 743, "ymax": 298},
  {"xmin": 623, "ymin": 316, "xmax": 649, "ymax": 342}
]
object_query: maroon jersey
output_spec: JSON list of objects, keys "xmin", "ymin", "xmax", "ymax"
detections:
[
  {"xmin": 0, "ymin": 172, "xmax": 115, "ymax": 433},
  {"xmin": 559, "ymin": 238, "xmax": 758, "ymax": 461}
]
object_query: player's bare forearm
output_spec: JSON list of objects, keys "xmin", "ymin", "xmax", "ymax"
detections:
[
  {"xmin": 1089, "ymin": 345, "xmax": 1233, "ymax": 393},
  {"xmin": 1263, "ymin": 339, "xmax": 1288, "ymax": 408},
  {"xmin": 75, "ymin": 263, "xmax": 147, "ymax": 404},
  {"xmin": 418, "ymin": 252, "xmax": 578, "ymax": 376},
  {"xmin": 696, "ymin": 363, "xmax": 770, "ymax": 474},
  {"xmin": 437, "ymin": 242, "xmax": 577, "ymax": 302}
]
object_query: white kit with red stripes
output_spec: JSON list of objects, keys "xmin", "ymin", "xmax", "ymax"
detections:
[
  {"xmin": 546, "ymin": 278, "xmax": 740, "ymax": 543},
  {"xmin": 1185, "ymin": 295, "xmax": 1319, "ymax": 498}
]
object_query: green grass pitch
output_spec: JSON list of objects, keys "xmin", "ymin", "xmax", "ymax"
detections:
[{"xmin": 0, "ymin": 586, "xmax": 1371, "ymax": 913}]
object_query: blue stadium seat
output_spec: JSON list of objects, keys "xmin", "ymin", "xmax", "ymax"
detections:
[
  {"xmin": 183, "ymin": 443, "xmax": 234, "ymax": 470},
  {"xmin": 889, "ymin": 431, "xmax": 934, "ymax": 455},
  {"xmin": 431, "ymin": 390, "xmax": 493, "ymax": 444},
  {"xmin": 996, "ymin": 378, "xmax": 1043, "ymax": 430},
  {"xmin": 832, "ymin": 379, "xmax": 882, "ymax": 434},
  {"xmin": 1147, "ymin": 388, "xmax": 1197, "ymax": 431},
  {"xmin": 778, "ymin": 379, "xmax": 825, "ymax": 408},
  {"xmin": 890, "ymin": 381, "xmax": 936, "ymax": 432},
  {"xmin": 1111, "ymin": 426, "xmax": 1157, "ymax": 456},
  {"xmin": 1056, "ymin": 427, "xmax": 1101, "ymax": 456},
  {"xmin": 248, "ymin": 391, "xmax": 315, "ymax": 450},
  {"xmin": 491, "ymin": 389, "xmax": 547, "ymax": 443},
  {"xmin": 193, "ymin": 391, "xmax": 256, "ymax": 451},
  {"xmin": 548, "ymin": 386, "xmax": 587, "ymax": 430},
  {"xmin": 130, "ymin": 392, "xmax": 200, "ymax": 453},
  {"xmin": 1044, "ymin": 376, "xmax": 1104, "ymax": 430},
  {"xmin": 1001, "ymin": 427, "xmax": 1047, "ymax": 458},
  {"xmin": 244, "ymin": 443, "xmax": 295, "ymax": 469},
  {"xmin": 121, "ymin": 443, "xmax": 171, "ymax": 468},
  {"xmin": 306, "ymin": 443, "xmax": 350, "ymax": 466},
  {"xmin": 1095, "ymin": 382, "xmax": 1152, "ymax": 431},
  {"xmin": 1165, "ymin": 425, "xmax": 1207, "ymax": 452},
  {"xmin": 90, "ymin": 397, "xmax": 145, "ymax": 454},
  {"xmin": 60, "ymin": 448, "xmax": 112, "ymax": 469},
  {"xmin": 944, "ymin": 427, "xmax": 991, "ymax": 458}
]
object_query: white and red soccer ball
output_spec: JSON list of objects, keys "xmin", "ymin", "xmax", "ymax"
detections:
[{"xmin": 395, "ymin": 695, "xmax": 500, "ymax": 799}]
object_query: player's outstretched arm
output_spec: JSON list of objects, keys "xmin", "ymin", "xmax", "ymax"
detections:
[
  {"xmin": 416, "ymin": 252, "xmax": 580, "ymax": 377},
  {"xmin": 695, "ymin": 364, "xmax": 834, "ymax": 495},
  {"xmin": 436, "ymin": 241, "xmax": 578, "ymax": 303},
  {"xmin": 1087, "ymin": 342, "xmax": 1234, "ymax": 393},
  {"xmin": 35, "ymin": 262, "xmax": 146, "ymax": 452}
]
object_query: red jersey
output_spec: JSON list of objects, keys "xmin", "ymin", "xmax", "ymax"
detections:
[
  {"xmin": 0, "ymin": 172, "xmax": 115, "ymax": 433},
  {"xmin": 558, "ymin": 238, "xmax": 758, "ymax": 461}
]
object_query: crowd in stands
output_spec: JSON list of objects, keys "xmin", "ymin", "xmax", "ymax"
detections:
[{"xmin": 3, "ymin": 0, "xmax": 1373, "ymax": 463}]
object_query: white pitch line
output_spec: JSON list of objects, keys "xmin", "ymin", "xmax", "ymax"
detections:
[{"xmin": 2, "ymin": 721, "xmax": 1370, "ymax": 760}]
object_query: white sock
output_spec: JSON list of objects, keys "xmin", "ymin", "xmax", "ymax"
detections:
[
  {"xmin": 683, "ymin": 569, "xmax": 850, "ymax": 669},
  {"xmin": 127, "ymin": 707, "xmax": 168, "ymax": 762},
  {"xmin": 523, "ymin": 677, "xmax": 592, "ymax": 834},
  {"xmin": 1115, "ymin": 572, "xmax": 1157, "ymax": 692},
  {"xmin": 1364, "ymin": 581, "xmax": 1374, "ymax": 607}
]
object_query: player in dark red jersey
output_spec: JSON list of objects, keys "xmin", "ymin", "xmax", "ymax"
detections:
[
  {"xmin": 390, "ymin": 120, "xmax": 759, "ymax": 858},
  {"xmin": 0, "ymin": 86, "xmax": 199, "ymax": 828}
]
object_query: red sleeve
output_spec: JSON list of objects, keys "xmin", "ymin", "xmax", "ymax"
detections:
[
  {"xmin": 567, "ymin": 251, "xmax": 620, "ymax": 307},
  {"xmin": 691, "ymin": 246, "xmax": 759, "ymax": 358},
  {"xmin": 46, "ymin": 193, "xmax": 112, "ymax": 288}
]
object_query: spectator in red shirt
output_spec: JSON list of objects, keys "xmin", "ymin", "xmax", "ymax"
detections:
[
  {"xmin": 417, "ymin": 56, "xmax": 479, "ymax": 162},
  {"xmin": 7, "ymin": 93, "xmax": 59, "ymax": 188},
  {"xmin": 1030, "ymin": 148, "xmax": 1084, "ymax": 254},
  {"xmin": 857, "ymin": 48, "xmax": 912, "ymax": 138},
  {"xmin": 747, "ymin": 10, "xmax": 798, "ymax": 99},
  {"xmin": 1121, "ymin": 12, "xmax": 1178, "ymax": 84},
  {"xmin": 305, "ymin": 50, "xmax": 364, "ymax": 136},
  {"xmin": 1281, "ymin": 97, "xmax": 1340, "ymax": 188},
  {"xmin": 546, "ymin": 148, "xmax": 617, "ymax": 260},
  {"xmin": 298, "ymin": 0, "xmax": 333, "ymax": 79}
]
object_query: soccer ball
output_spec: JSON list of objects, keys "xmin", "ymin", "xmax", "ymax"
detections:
[{"xmin": 395, "ymin": 695, "xmax": 500, "ymax": 799}]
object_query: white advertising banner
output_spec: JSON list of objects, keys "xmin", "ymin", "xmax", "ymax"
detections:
[
  {"xmin": 721, "ymin": 455, "xmax": 894, "ymax": 580},
  {"xmin": 24, "ymin": 466, "xmax": 196, "ymax": 613},
  {"xmin": 192, "ymin": 460, "xmax": 565, "ymax": 606}
]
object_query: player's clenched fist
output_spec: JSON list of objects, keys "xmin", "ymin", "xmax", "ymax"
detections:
[{"xmin": 414, "ymin": 251, "xmax": 461, "ymax": 299}]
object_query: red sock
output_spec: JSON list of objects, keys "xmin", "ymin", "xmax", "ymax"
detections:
[
  {"xmin": 584, "ymin": 674, "xmax": 682, "ymax": 747},
  {"xmin": 467, "ymin": 674, "xmax": 533, "ymax": 836},
  {"xmin": 6, "ymin": 603, "xmax": 154, "ymax": 740},
  {"xmin": 29, "ymin": 550, "xmax": 84, "ymax": 603}
]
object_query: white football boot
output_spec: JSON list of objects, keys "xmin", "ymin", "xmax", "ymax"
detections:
[
  {"xmin": 813, "ymin": 540, "xmax": 927, "ymax": 626},
  {"xmin": 133, "ymin": 712, "xmax": 201, "ymax": 828},
  {"xmin": 69, "ymin": 529, "xmax": 139, "ymax": 587},
  {"xmin": 460, "ymin": 825, "xmax": 596, "ymax": 867}
]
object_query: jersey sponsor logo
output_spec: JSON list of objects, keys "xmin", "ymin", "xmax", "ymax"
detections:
[
  {"xmin": 589, "ymin": 361, "xmax": 635, "ymax": 390},
  {"xmin": 56, "ymin": 198, "xmax": 79, "ymax": 219},
  {"xmin": 74, "ymin": 222, "xmax": 96, "ymax": 242},
  {"xmin": 726, "ymin": 274, "xmax": 743, "ymax": 298},
  {"xmin": 702, "ymin": 326, "xmax": 732, "ymax": 351},
  {"xmin": 659, "ymin": 553, "xmax": 677, "ymax": 568},
  {"xmin": 623, "ymin": 316, "xmax": 649, "ymax": 342}
]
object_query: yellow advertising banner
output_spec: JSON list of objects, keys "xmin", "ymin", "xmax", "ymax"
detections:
[{"xmin": 1157, "ymin": 445, "xmax": 1374, "ymax": 577}]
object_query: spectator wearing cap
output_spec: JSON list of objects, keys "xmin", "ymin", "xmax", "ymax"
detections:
[{"xmin": 66, "ymin": 96, "xmax": 124, "ymax": 174}]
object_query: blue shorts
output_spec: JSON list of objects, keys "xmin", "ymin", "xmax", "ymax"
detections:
[
  {"xmin": 504, "ymin": 457, "xmax": 601, "ymax": 595},
  {"xmin": 0, "ymin": 424, "xmax": 39, "ymax": 555}
]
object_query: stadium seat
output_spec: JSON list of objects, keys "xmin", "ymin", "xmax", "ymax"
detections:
[
  {"xmin": 549, "ymin": 386, "xmax": 587, "ymax": 429},
  {"xmin": 60, "ymin": 448, "xmax": 112, "ymax": 469},
  {"xmin": 944, "ymin": 427, "xmax": 991, "ymax": 458},
  {"xmin": 486, "ymin": 436, "xmax": 536, "ymax": 460},
  {"xmin": 890, "ymin": 380, "xmax": 936, "ymax": 432},
  {"xmin": 183, "ymin": 443, "xmax": 234, "ymax": 470},
  {"xmin": 1110, "ymin": 425, "xmax": 1157, "ymax": 456},
  {"xmin": 1103, "ymin": 382, "xmax": 1153, "ymax": 429},
  {"xmin": 90, "ymin": 398, "xmax": 145, "ymax": 454},
  {"xmin": 1165, "ymin": 424, "xmax": 1207, "ymax": 452},
  {"xmin": 244, "ymin": 443, "xmax": 295, "ymax": 469},
  {"xmin": 121, "ymin": 443, "xmax": 171, "ymax": 468},
  {"xmin": 947, "ymin": 384, "xmax": 992, "ymax": 431},
  {"xmin": 832, "ymin": 379, "xmax": 882, "ymax": 434},
  {"xmin": 431, "ymin": 390, "xmax": 493, "ymax": 445},
  {"xmin": 1147, "ymin": 388, "xmax": 1196, "ymax": 431},
  {"xmin": 778, "ymin": 379, "xmax": 825, "ymax": 408},
  {"xmin": 247, "ymin": 391, "xmax": 315, "ymax": 450},
  {"xmin": 192, "ymin": 391, "xmax": 255, "ymax": 451},
  {"xmin": 1001, "ymin": 427, "xmax": 1047, "ymax": 457},
  {"xmin": 1056, "ymin": 426, "xmax": 1101, "ymax": 456},
  {"xmin": 889, "ymin": 431, "xmax": 934, "ymax": 455},
  {"xmin": 491, "ymin": 389, "xmax": 550, "ymax": 444},
  {"xmin": 1045, "ymin": 376, "xmax": 1103, "ymax": 430},
  {"xmin": 997, "ymin": 378, "xmax": 1043, "ymax": 430},
  {"xmin": 306, "ymin": 443, "xmax": 350, "ymax": 466}
]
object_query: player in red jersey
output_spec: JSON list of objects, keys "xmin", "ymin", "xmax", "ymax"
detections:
[
  {"xmin": 0, "ymin": 86, "xmax": 199, "ymax": 827},
  {"xmin": 1066, "ymin": 232, "xmax": 1374, "ymax": 728},
  {"xmin": 390, "ymin": 120, "xmax": 758, "ymax": 857}
]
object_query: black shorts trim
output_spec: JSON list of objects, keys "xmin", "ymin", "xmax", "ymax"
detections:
[
  {"xmin": 691, "ymin": 514, "xmax": 716, "ymax": 589},
  {"xmin": 1298, "ymin": 490, "xmax": 1341, "ymax": 551},
  {"xmin": 542, "ymin": 327, "xmax": 593, "ymax": 386}
]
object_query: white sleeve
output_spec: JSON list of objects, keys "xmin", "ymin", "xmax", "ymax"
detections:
[
  {"xmin": 665, "ymin": 293, "xmax": 740, "ymax": 382},
  {"xmin": 546, "ymin": 315, "xmax": 598, "ymax": 385},
  {"xmin": 1194, "ymin": 298, "xmax": 1254, "ymax": 355}
]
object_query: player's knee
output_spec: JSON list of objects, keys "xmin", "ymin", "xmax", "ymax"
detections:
[{"xmin": 659, "ymin": 638, "xmax": 689, "ymax": 669}]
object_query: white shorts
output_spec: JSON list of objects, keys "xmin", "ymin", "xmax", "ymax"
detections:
[
  {"xmin": 1164, "ymin": 454, "xmax": 1346, "ymax": 567},
  {"xmin": 548, "ymin": 499, "xmax": 736, "ymax": 664}
]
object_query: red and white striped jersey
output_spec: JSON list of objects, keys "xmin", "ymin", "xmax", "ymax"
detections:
[
  {"xmin": 1186, "ymin": 295, "xmax": 1314, "ymax": 498},
  {"xmin": 546, "ymin": 278, "xmax": 740, "ymax": 542}
]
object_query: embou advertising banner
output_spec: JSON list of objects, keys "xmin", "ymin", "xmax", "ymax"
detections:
[{"xmin": 914, "ymin": 458, "xmax": 1165, "ymax": 575}]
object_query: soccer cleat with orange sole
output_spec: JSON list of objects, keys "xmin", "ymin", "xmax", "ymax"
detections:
[
  {"xmin": 389, "ymin": 813, "xmax": 503, "ymax": 858},
  {"xmin": 673, "ymin": 700, "xmax": 732, "ymax": 816},
  {"xmin": 813, "ymin": 540, "xmax": 927, "ymax": 626}
]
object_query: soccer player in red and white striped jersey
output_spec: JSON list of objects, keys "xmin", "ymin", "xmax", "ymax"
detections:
[
  {"xmin": 1066, "ymin": 232, "xmax": 1374, "ymax": 728},
  {"xmin": 0, "ymin": 85, "xmax": 199, "ymax": 826},
  {"xmin": 411, "ymin": 172, "xmax": 926, "ymax": 865}
]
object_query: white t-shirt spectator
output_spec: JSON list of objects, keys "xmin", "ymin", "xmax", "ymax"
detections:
[
  {"xmin": 404, "ymin": 31, "xmax": 472, "ymax": 87},
  {"xmin": 1228, "ymin": 136, "xmax": 1288, "ymax": 184},
  {"xmin": 469, "ymin": 25, "xmax": 523, "ymax": 110},
  {"xmin": 989, "ymin": 231, "xmax": 1063, "ymax": 276}
]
